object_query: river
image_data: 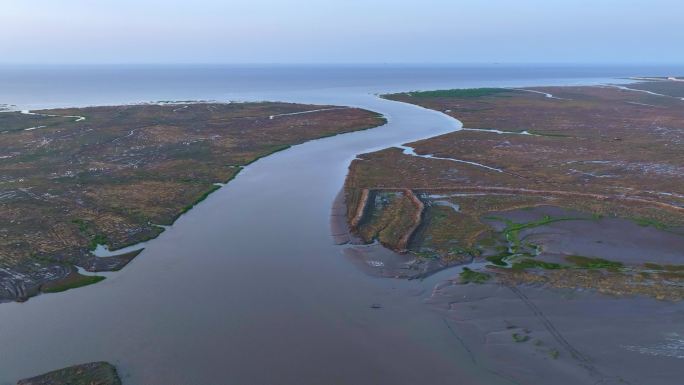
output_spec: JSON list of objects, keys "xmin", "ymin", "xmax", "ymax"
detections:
[{"xmin": 0, "ymin": 64, "xmax": 677, "ymax": 384}]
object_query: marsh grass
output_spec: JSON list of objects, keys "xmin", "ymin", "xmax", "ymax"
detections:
[
  {"xmin": 632, "ymin": 217, "xmax": 668, "ymax": 230},
  {"xmin": 486, "ymin": 252, "xmax": 511, "ymax": 266},
  {"xmin": 404, "ymin": 88, "xmax": 511, "ymax": 98},
  {"xmin": 512, "ymin": 259, "xmax": 564, "ymax": 270},
  {"xmin": 460, "ymin": 267, "xmax": 490, "ymax": 284},
  {"xmin": 42, "ymin": 275, "xmax": 105, "ymax": 293},
  {"xmin": 566, "ymin": 255, "xmax": 623, "ymax": 270},
  {"xmin": 512, "ymin": 333, "xmax": 530, "ymax": 343}
]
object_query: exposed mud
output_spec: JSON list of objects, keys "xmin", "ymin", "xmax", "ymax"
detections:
[{"xmin": 427, "ymin": 281, "xmax": 684, "ymax": 385}]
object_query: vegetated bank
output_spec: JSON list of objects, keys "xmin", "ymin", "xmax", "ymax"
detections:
[{"xmin": 0, "ymin": 102, "xmax": 386, "ymax": 302}]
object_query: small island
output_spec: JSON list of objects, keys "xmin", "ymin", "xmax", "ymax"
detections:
[{"xmin": 17, "ymin": 362, "xmax": 120, "ymax": 385}]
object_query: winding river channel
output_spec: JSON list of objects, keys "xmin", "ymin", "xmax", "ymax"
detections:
[{"xmin": 0, "ymin": 65, "xmax": 673, "ymax": 384}]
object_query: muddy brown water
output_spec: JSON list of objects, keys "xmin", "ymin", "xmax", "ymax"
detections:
[{"xmin": 0, "ymin": 65, "xmax": 652, "ymax": 384}]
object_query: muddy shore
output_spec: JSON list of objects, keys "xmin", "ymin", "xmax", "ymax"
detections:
[{"xmin": 428, "ymin": 282, "xmax": 684, "ymax": 385}]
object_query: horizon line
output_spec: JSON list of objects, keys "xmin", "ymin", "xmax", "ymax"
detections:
[{"xmin": 1, "ymin": 61, "xmax": 684, "ymax": 67}]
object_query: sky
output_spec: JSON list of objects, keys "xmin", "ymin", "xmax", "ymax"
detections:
[{"xmin": 2, "ymin": 0, "xmax": 684, "ymax": 64}]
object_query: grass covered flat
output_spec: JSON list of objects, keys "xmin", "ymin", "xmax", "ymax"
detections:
[
  {"xmin": 345, "ymin": 79, "xmax": 684, "ymax": 299},
  {"xmin": 389, "ymin": 88, "xmax": 512, "ymax": 98},
  {"xmin": 0, "ymin": 102, "xmax": 386, "ymax": 302}
]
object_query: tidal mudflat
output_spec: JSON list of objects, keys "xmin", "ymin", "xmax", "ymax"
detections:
[{"xmin": 344, "ymin": 78, "xmax": 684, "ymax": 384}]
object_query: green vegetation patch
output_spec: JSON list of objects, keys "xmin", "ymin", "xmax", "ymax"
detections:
[
  {"xmin": 488, "ymin": 214, "xmax": 585, "ymax": 254},
  {"xmin": 42, "ymin": 274, "xmax": 106, "ymax": 293},
  {"xmin": 72, "ymin": 218, "xmax": 90, "ymax": 233},
  {"xmin": 512, "ymin": 333, "xmax": 530, "ymax": 343},
  {"xmin": 486, "ymin": 252, "xmax": 511, "ymax": 266},
  {"xmin": 181, "ymin": 184, "xmax": 222, "ymax": 213},
  {"xmin": 89, "ymin": 234, "xmax": 109, "ymax": 250},
  {"xmin": 633, "ymin": 217, "xmax": 668, "ymax": 230},
  {"xmin": 642, "ymin": 263, "xmax": 684, "ymax": 280},
  {"xmin": 525, "ymin": 130, "xmax": 572, "ymax": 138},
  {"xmin": 460, "ymin": 267, "xmax": 491, "ymax": 284},
  {"xmin": 512, "ymin": 258, "xmax": 565, "ymax": 270},
  {"xmin": 566, "ymin": 255, "xmax": 623, "ymax": 270},
  {"xmin": 403, "ymin": 88, "xmax": 511, "ymax": 99},
  {"xmin": 644, "ymin": 263, "xmax": 684, "ymax": 272}
]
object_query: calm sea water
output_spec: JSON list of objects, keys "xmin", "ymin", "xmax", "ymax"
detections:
[
  {"xmin": 1, "ymin": 64, "xmax": 680, "ymax": 108},
  {"xmin": 0, "ymin": 65, "xmax": 679, "ymax": 384}
]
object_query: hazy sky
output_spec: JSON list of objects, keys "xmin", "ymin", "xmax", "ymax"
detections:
[{"xmin": 2, "ymin": 0, "xmax": 683, "ymax": 64}]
